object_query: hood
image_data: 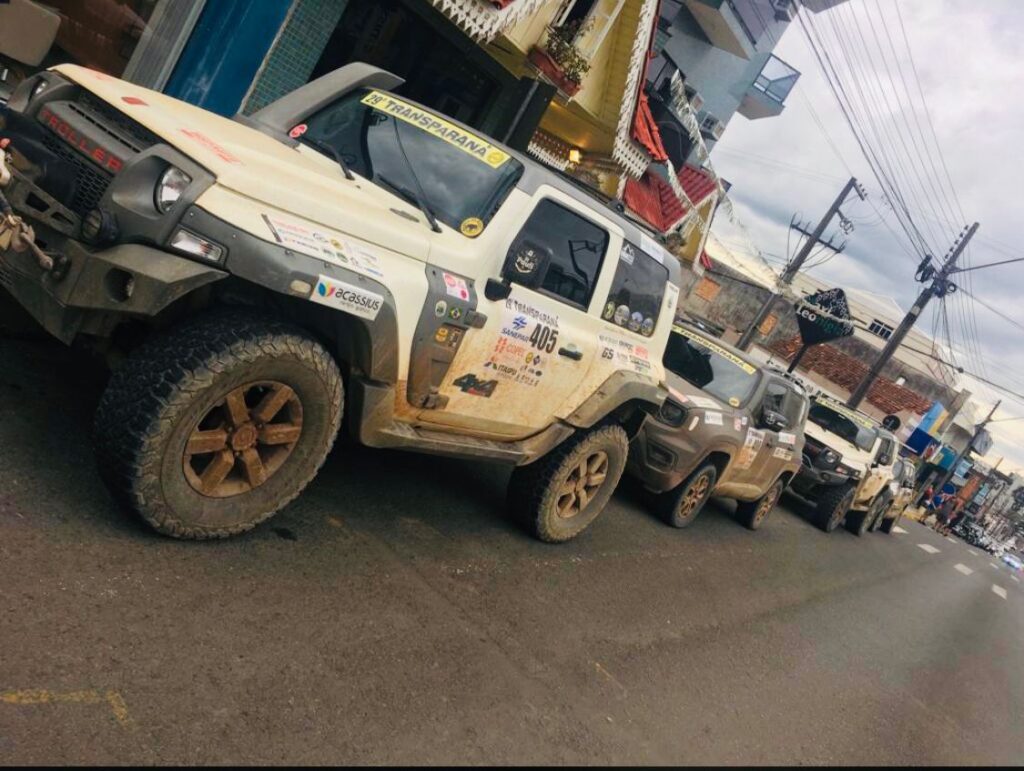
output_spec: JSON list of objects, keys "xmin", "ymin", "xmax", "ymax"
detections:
[
  {"xmin": 804, "ymin": 420, "xmax": 873, "ymax": 469},
  {"xmin": 54, "ymin": 65, "xmax": 430, "ymax": 260}
]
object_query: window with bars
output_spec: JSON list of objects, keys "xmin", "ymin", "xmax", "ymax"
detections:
[{"xmin": 868, "ymin": 319, "xmax": 895, "ymax": 340}]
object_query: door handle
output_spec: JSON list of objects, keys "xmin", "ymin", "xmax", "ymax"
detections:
[{"xmin": 558, "ymin": 347, "xmax": 583, "ymax": 361}]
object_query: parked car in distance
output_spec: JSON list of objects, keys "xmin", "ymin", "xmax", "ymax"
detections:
[
  {"xmin": 789, "ymin": 394, "xmax": 900, "ymax": 536},
  {"xmin": 627, "ymin": 324, "xmax": 808, "ymax": 531},
  {"xmin": 873, "ymin": 456, "xmax": 917, "ymax": 533},
  {"xmin": 1001, "ymin": 553, "xmax": 1023, "ymax": 572}
]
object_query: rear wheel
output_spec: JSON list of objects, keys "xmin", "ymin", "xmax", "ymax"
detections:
[
  {"xmin": 94, "ymin": 311, "xmax": 343, "ymax": 539},
  {"xmin": 507, "ymin": 424, "xmax": 628, "ymax": 543},
  {"xmin": 814, "ymin": 484, "xmax": 855, "ymax": 533},
  {"xmin": 736, "ymin": 477, "xmax": 784, "ymax": 531},
  {"xmin": 848, "ymin": 492, "xmax": 890, "ymax": 537},
  {"xmin": 868, "ymin": 493, "xmax": 893, "ymax": 532},
  {"xmin": 655, "ymin": 462, "xmax": 718, "ymax": 529}
]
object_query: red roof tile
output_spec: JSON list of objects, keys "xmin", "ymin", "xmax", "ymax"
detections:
[
  {"xmin": 632, "ymin": 91, "xmax": 669, "ymax": 163},
  {"xmin": 623, "ymin": 164, "xmax": 718, "ymax": 233}
]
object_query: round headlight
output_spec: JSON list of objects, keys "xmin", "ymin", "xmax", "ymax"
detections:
[
  {"xmin": 155, "ymin": 166, "xmax": 191, "ymax": 213},
  {"xmin": 821, "ymin": 449, "xmax": 840, "ymax": 467}
]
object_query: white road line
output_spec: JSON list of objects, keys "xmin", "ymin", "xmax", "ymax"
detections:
[
  {"xmin": 954, "ymin": 563, "xmax": 974, "ymax": 576},
  {"xmin": 946, "ymin": 536, "xmax": 957, "ymax": 543},
  {"xmin": 992, "ymin": 585, "xmax": 1008, "ymax": 599},
  {"xmin": 1012, "ymin": 575, "xmax": 1021, "ymax": 583},
  {"xmin": 968, "ymin": 550, "xmax": 979, "ymax": 557},
  {"xmin": 893, "ymin": 526, "xmax": 908, "ymax": 534},
  {"xmin": 990, "ymin": 563, "xmax": 1000, "ymax": 570},
  {"xmin": 917, "ymin": 544, "xmax": 941, "ymax": 554}
]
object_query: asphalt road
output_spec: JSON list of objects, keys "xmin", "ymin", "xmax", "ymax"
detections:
[{"xmin": 2, "ymin": 331, "xmax": 1023, "ymax": 765}]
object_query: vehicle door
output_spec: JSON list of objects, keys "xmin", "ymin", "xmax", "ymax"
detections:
[
  {"xmin": 418, "ymin": 190, "xmax": 624, "ymax": 438},
  {"xmin": 747, "ymin": 378, "xmax": 803, "ymax": 494},
  {"xmin": 860, "ymin": 434, "xmax": 895, "ymax": 504}
]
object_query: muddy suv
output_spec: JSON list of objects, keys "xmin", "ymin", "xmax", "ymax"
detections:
[
  {"xmin": 627, "ymin": 325, "xmax": 808, "ymax": 530},
  {"xmin": 789, "ymin": 394, "xmax": 899, "ymax": 536},
  {"xmin": 0, "ymin": 63, "xmax": 683, "ymax": 543}
]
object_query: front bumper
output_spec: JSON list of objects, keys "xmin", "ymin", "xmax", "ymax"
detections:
[
  {"xmin": 791, "ymin": 462, "xmax": 857, "ymax": 493},
  {"xmin": 1, "ymin": 225, "xmax": 226, "ymax": 344}
]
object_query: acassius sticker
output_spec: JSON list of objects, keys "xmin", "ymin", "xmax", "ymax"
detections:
[
  {"xmin": 361, "ymin": 90, "xmax": 510, "ymax": 168},
  {"xmin": 309, "ymin": 276, "xmax": 383, "ymax": 320}
]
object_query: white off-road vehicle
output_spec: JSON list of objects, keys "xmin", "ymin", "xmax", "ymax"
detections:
[
  {"xmin": 0, "ymin": 63, "xmax": 682, "ymax": 542},
  {"xmin": 789, "ymin": 394, "xmax": 899, "ymax": 536}
]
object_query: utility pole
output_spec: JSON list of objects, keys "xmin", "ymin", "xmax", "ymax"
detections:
[
  {"xmin": 934, "ymin": 399, "xmax": 1000, "ymax": 496},
  {"xmin": 847, "ymin": 222, "xmax": 979, "ymax": 409},
  {"xmin": 737, "ymin": 177, "xmax": 866, "ymax": 351}
]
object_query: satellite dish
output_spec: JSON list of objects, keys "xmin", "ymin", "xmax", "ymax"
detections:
[{"xmin": 882, "ymin": 415, "xmax": 902, "ymax": 431}]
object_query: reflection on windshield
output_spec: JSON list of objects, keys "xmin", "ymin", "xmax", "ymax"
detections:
[
  {"xmin": 300, "ymin": 89, "xmax": 523, "ymax": 233},
  {"xmin": 663, "ymin": 331, "xmax": 757, "ymax": 405},
  {"xmin": 808, "ymin": 404, "xmax": 878, "ymax": 451}
]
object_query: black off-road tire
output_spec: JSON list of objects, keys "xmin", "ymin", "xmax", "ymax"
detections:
[
  {"xmin": 879, "ymin": 508, "xmax": 903, "ymax": 534},
  {"xmin": 736, "ymin": 477, "xmax": 784, "ymax": 531},
  {"xmin": 93, "ymin": 310, "xmax": 343, "ymax": 539},
  {"xmin": 507, "ymin": 424, "xmax": 628, "ymax": 543},
  {"xmin": 814, "ymin": 484, "xmax": 855, "ymax": 533},
  {"xmin": 848, "ymin": 492, "xmax": 891, "ymax": 537},
  {"xmin": 868, "ymin": 492, "xmax": 893, "ymax": 532},
  {"xmin": 655, "ymin": 462, "xmax": 718, "ymax": 529}
]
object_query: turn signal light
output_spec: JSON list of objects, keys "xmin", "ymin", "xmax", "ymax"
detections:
[{"xmin": 169, "ymin": 228, "xmax": 224, "ymax": 264}]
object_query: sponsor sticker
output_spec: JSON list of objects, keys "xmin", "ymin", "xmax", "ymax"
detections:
[
  {"xmin": 443, "ymin": 272, "xmax": 470, "ymax": 301},
  {"xmin": 453, "ymin": 373, "xmax": 497, "ymax": 397},
  {"xmin": 460, "ymin": 217, "xmax": 484, "ymax": 238},
  {"xmin": 704, "ymin": 412, "xmax": 723, "ymax": 426},
  {"xmin": 735, "ymin": 429, "xmax": 766, "ymax": 470},
  {"xmin": 434, "ymin": 300, "xmax": 448, "ymax": 318},
  {"xmin": 361, "ymin": 91, "xmax": 510, "ymax": 169},
  {"xmin": 262, "ymin": 214, "xmax": 385, "ymax": 279},
  {"xmin": 289, "ymin": 123, "xmax": 308, "ymax": 139},
  {"xmin": 773, "ymin": 447, "xmax": 794, "ymax": 461},
  {"xmin": 179, "ymin": 128, "xmax": 240, "ymax": 164},
  {"xmin": 688, "ymin": 395, "xmax": 721, "ymax": 410},
  {"xmin": 778, "ymin": 432, "xmax": 797, "ymax": 446},
  {"xmin": 310, "ymin": 276, "xmax": 384, "ymax": 320},
  {"xmin": 733, "ymin": 417, "xmax": 743, "ymax": 432}
]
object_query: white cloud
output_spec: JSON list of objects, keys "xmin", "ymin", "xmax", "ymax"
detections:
[{"xmin": 708, "ymin": 0, "xmax": 1024, "ymax": 471}]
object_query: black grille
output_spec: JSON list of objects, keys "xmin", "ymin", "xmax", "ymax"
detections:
[
  {"xmin": 75, "ymin": 91, "xmax": 160, "ymax": 152},
  {"xmin": 41, "ymin": 131, "xmax": 113, "ymax": 216},
  {"xmin": 0, "ymin": 261, "xmax": 13, "ymax": 291}
]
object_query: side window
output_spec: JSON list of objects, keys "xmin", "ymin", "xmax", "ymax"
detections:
[
  {"xmin": 762, "ymin": 381, "xmax": 803, "ymax": 428},
  {"xmin": 508, "ymin": 199, "xmax": 609, "ymax": 308},
  {"xmin": 877, "ymin": 437, "xmax": 895, "ymax": 464},
  {"xmin": 600, "ymin": 241, "xmax": 669, "ymax": 337}
]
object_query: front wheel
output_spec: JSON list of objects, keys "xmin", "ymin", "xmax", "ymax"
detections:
[
  {"xmin": 813, "ymin": 484, "xmax": 855, "ymax": 533},
  {"xmin": 654, "ymin": 462, "xmax": 718, "ymax": 529},
  {"xmin": 94, "ymin": 311, "xmax": 343, "ymax": 539},
  {"xmin": 736, "ymin": 477, "xmax": 784, "ymax": 531},
  {"xmin": 879, "ymin": 508, "xmax": 903, "ymax": 534},
  {"xmin": 507, "ymin": 424, "xmax": 628, "ymax": 543}
]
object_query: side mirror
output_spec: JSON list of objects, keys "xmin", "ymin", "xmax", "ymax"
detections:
[
  {"xmin": 874, "ymin": 453, "xmax": 892, "ymax": 468},
  {"xmin": 502, "ymin": 239, "xmax": 552, "ymax": 290},
  {"xmin": 760, "ymin": 409, "xmax": 788, "ymax": 432},
  {"xmin": 484, "ymin": 277, "xmax": 511, "ymax": 301}
]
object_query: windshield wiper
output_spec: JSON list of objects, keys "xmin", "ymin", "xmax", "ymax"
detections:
[
  {"xmin": 378, "ymin": 175, "xmax": 442, "ymax": 234},
  {"xmin": 386, "ymin": 118, "xmax": 442, "ymax": 233},
  {"xmin": 303, "ymin": 136, "xmax": 355, "ymax": 181}
]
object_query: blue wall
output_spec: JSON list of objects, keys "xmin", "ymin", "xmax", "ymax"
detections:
[{"xmin": 164, "ymin": 0, "xmax": 293, "ymax": 116}]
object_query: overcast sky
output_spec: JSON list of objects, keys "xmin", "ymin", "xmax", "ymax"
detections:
[{"xmin": 708, "ymin": 0, "xmax": 1024, "ymax": 475}]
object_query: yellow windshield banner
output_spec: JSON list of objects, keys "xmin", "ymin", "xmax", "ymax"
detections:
[
  {"xmin": 816, "ymin": 395, "xmax": 877, "ymax": 429},
  {"xmin": 673, "ymin": 325, "xmax": 757, "ymax": 375},
  {"xmin": 361, "ymin": 91, "xmax": 511, "ymax": 169}
]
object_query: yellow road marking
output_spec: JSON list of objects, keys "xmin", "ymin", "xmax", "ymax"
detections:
[{"xmin": 1, "ymin": 689, "xmax": 130, "ymax": 725}]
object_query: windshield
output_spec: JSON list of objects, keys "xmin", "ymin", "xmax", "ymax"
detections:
[
  {"xmin": 808, "ymin": 401, "xmax": 879, "ymax": 451},
  {"xmin": 663, "ymin": 327, "xmax": 758, "ymax": 406},
  {"xmin": 299, "ymin": 89, "xmax": 523, "ymax": 234}
]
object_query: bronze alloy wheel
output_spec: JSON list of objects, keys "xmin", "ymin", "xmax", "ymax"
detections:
[
  {"xmin": 556, "ymin": 450, "xmax": 609, "ymax": 519},
  {"xmin": 754, "ymin": 486, "xmax": 781, "ymax": 525},
  {"xmin": 679, "ymin": 471, "xmax": 712, "ymax": 520},
  {"xmin": 183, "ymin": 380, "xmax": 303, "ymax": 498}
]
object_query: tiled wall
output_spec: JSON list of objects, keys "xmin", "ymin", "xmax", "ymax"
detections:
[{"xmin": 242, "ymin": 0, "xmax": 351, "ymax": 114}]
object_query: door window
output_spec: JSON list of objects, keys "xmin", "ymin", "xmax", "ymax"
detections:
[
  {"xmin": 601, "ymin": 241, "xmax": 669, "ymax": 337},
  {"xmin": 761, "ymin": 381, "xmax": 805, "ymax": 429},
  {"xmin": 507, "ymin": 199, "xmax": 609, "ymax": 309}
]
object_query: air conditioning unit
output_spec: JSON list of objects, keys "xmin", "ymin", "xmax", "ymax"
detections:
[
  {"xmin": 771, "ymin": 0, "xmax": 796, "ymax": 22},
  {"xmin": 684, "ymin": 83, "xmax": 704, "ymax": 113},
  {"xmin": 699, "ymin": 113, "xmax": 724, "ymax": 141}
]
